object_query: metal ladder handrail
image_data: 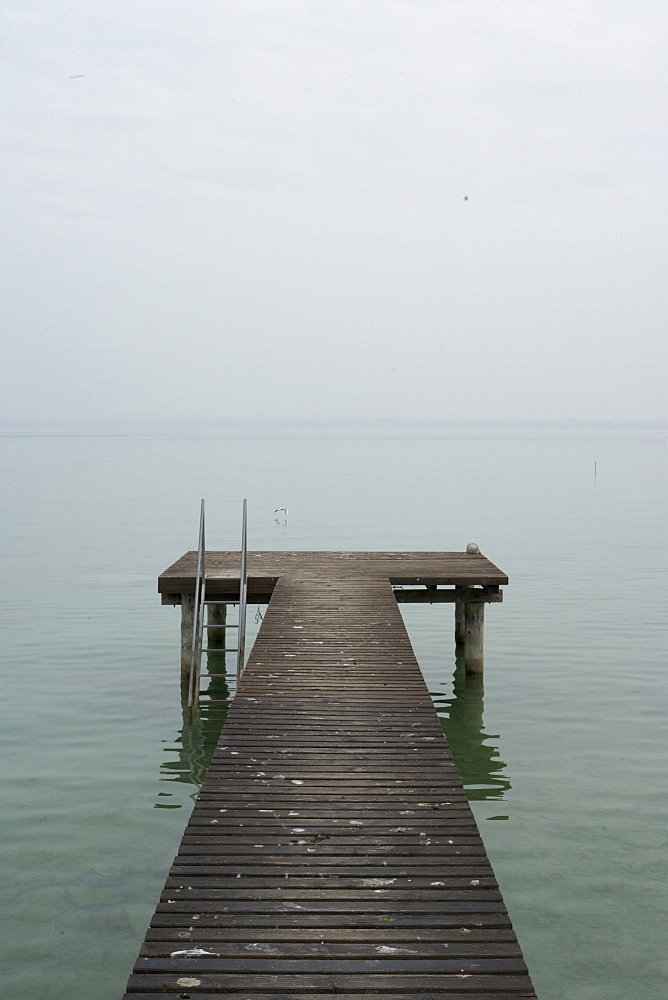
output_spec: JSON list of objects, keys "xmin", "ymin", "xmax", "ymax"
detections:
[
  {"xmin": 189, "ymin": 498, "xmax": 249, "ymax": 707},
  {"xmin": 188, "ymin": 499, "xmax": 206, "ymax": 709},
  {"xmin": 236, "ymin": 498, "xmax": 248, "ymax": 680}
]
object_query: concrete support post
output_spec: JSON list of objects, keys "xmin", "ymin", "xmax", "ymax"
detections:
[
  {"xmin": 207, "ymin": 602, "xmax": 227, "ymax": 643},
  {"xmin": 454, "ymin": 587, "xmax": 466, "ymax": 647},
  {"xmin": 180, "ymin": 594, "xmax": 195, "ymax": 679},
  {"xmin": 464, "ymin": 602, "xmax": 484, "ymax": 675}
]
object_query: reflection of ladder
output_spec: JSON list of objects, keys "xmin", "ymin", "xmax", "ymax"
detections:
[{"xmin": 188, "ymin": 499, "xmax": 248, "ymax": 709}]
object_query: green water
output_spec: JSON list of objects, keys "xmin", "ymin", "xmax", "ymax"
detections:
[{"xmin": 1, "ymin": 425, "xmax": 666, "ymax": 998}]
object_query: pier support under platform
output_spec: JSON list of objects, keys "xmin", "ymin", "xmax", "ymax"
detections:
[
  {"xmin": 464, "ymin": 601, "xmax": 485, "ymax": 674},
  {"xmin": 206, "ymin": 601, "xmax": 227, "ymax": 643},
  {"xmin": 454, "ymin": 586, "xmax": 466, "ymax": 647},
  {"xmin": 179, "ymin": 594, "xmax": 195, "ymax": 679}
]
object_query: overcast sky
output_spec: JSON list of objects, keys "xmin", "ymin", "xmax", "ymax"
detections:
[{"xmin": 2, "ymin": 0, "xmax": 666, "ymax": 423}]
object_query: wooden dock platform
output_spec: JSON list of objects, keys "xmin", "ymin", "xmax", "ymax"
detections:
[
  {"xmin": 158, "ymin": 549, "xmax": 508, "ymax": 601},
  {"xmin": 123, "ymin": 552, "xmax": 536, "ymax": 998}
]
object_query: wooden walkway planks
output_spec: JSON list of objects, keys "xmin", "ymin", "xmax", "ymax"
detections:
[{"xmin": 124, "ymin": 570, "xmax": 536, "ymax": 999}]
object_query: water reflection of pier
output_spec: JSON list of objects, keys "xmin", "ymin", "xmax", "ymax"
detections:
[
  {"xmin": 434, "ymin": 650, "xmax": 511, "ymax": 803},
  {"xmin": 158, "ymin": 646, "xmax": 231, "ymax": 802}
]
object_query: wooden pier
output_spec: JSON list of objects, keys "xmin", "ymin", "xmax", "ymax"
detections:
[{"xmin": 123, "ymin": 550, "xmax": 537, "ymax": 999}]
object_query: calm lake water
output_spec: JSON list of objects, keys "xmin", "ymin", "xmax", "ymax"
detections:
[{"xmin": 1, "ymin": 424, "xmax": 666, "ymax": 999}]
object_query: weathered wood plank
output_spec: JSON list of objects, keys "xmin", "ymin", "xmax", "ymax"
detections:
[
  {"xmin": 141, "ymin": 935, "xmax": 521, "ymax": 959},
  {"xmin": 149, "ymin": 912, "xmax": 516, "ymax": 928},
  {"xmin": 134, "ymin": 956, "xmax": 528, "ymax": 973},
  {"xmin": 144, "ymin": 921, "xmax": 518, "ymax": 936},
  {"xmin": 125, "ymin": 994, "xmax": 536, "ymax": 1000},
  {"xmin": 125, "ymin": 993, "xmax": 535, "ymax": 1000},
  {"xmin": 125, "ymin": 972, "xmax": 535, "ymax": 992}
]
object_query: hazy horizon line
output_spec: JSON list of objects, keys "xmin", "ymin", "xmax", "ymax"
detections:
[{"xmin": 2, "ymin": 416, "xmax": 666, "ymax": 433}]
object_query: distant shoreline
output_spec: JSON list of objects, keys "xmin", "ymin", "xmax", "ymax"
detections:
[{"xmin": 1, "ymin": 417, "xmax": 666, "ymax": 434}]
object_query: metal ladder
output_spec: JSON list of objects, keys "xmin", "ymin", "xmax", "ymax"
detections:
[{"xmin": 188, "ymin": 499, "xmax": 248, "ymax": 709}]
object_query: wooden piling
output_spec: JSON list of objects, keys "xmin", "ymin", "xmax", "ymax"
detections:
[
  {"xmin": 464, "ymin": 602, "xmax": 485, "ymax": 674},
  {"xmin": 454, "ymin": 586, "xmax": 466, "ymax": 647},
  {"xmin": 180, "ymin": 594, "xmax": 195, "ymax": 679},
  {"xmin": 206, "ymin": 601, "xmax": 227, "ymax": 643}
]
